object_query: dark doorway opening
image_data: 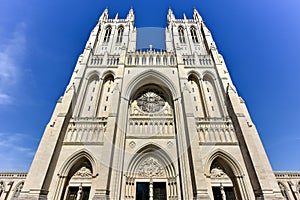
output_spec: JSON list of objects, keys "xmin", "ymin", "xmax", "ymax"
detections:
[
  {"xmin": 212, "ymin": 186, "xmax": 236, "ymax": 200},
  {"xmin": 153, "ymin": 182, "xmax": 166, "ymax": 200},
  {"xmin": 136, "ymin": 182, "xmax": 150, "ymax": 200}
]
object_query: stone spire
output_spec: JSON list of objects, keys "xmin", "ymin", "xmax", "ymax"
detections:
[
  {"xmin": 193, "ymin": 7, "xmax": 203, "ymax": 22},
  {"xmin": 99, "ymin": 7, "xmax": 109, "ymax": 21}
]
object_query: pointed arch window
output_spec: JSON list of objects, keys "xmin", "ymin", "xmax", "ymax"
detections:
[
  {"xmin": 190, "ymin": 27, "xmax": 199, "ymax": 43},
  {"xmin": 116, "ymin": 26, "xmax": 124, "ymax": 43},
  {"xmin": 178, "ymin": 26, "xmax": 185, "ymax": 43},
  {"xmin": 103, "ymin": 26, "xmax": 112, "ymax": 43}
]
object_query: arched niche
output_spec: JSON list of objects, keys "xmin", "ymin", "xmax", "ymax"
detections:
[
  {"xmin": 203, "ymin": 73, "xmax": 223, "ymax": 118},
  {"xmin": 80, "ymin": 73, "xmax": 100, "ymax": 117},
  {"xmin": 96, "ymin": 73, "xmax": 115, "ymax": 117},
  {"xmin": 187, "ymin": 73, "xmax": 207, "ymax": 118}
]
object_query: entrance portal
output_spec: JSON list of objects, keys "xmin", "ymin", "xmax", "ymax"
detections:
[{"xmin": 136, "ymin": 182, "xmax": 166, "ymax": 200}]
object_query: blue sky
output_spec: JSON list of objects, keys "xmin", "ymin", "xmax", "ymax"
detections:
[{"xmin": 0, "ymin": 0, "xmax": 299, "ymax": 171}]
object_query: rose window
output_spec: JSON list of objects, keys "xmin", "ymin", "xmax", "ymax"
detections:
[{"xmin": 136, "ymin": 90, "xmax": 165, "ymax": 113}]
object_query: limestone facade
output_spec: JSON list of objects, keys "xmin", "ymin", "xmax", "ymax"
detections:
[{"xmin": 11, "ymin": 7, "xmax": 297, "ymax": 200}]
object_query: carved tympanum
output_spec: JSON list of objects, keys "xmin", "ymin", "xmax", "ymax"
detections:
[
  {"xmin": 137, "ymin": 157, "xmax": 164, "ymax": 178},
  {"xmin": 74, "ymin": 166, "xmax": 92, "ymax": 178},
  {"xmin": 210, "ymin": 167, "xmax": 227, "ymax": 178}
]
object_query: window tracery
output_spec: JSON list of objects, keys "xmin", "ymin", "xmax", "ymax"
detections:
[
  {"xmin": 103, "ymin": 26, "xmax": 112, "ymax": 43},
  {"xmin": 136, "ymin": 89, "xmax": 165, "ymax": 113},
  {"xmin": 178, "ymin": 26, "xmax": 185, "ymax": 43},
  {"xmin": 116, "ymin": 26, "xmax": 124, "ymax": 43},
  {"xmin": 190, "ymin": 27, "xmax": 199, "ymax": 43}
]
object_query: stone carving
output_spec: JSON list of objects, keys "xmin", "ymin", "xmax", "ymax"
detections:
[
  {"xmin": 74, "ymin": 166, "xmax": 92, "ymax": 178},
  {"xmin": 129, "ymin": 141, "xmax": 136, "ymax": 149},
  {"xmin": 138, "ymin": 157, "xmax": 164, "ymax": 178},
  {"xmin": 136, "ymin": 90, "xmax": 165, "ymax": 113},
  {"xmin": 210, "ymin": 167, "xmax": 227, "ymax": 178}
]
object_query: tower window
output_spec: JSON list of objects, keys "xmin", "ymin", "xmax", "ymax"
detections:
[
  {"xmin": 116, "ymin": 26, "xmax": 124, "ymax": 43},
  {"xmin": 178, "ymin": 26, "xmax": 185, "ymax": 43},
  {"xmin": 190, "ymin": 27, "xmax": 199, "ymax": 43},
  {"xmin": 103, "ymin": 26, "xmax": 112, "ymax": 43}
]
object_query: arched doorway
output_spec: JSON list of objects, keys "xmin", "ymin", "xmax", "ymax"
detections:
[
  {"xmin": 125, "ymin": 145, "xmax": 177, "ymax": 200},
  {"xmin": 60, "ymin": 157, "xmax": 93, "ymax": 200},
  {"xmin": 207, "ymin": 152, "xmax": 250, "ymax": 200}
]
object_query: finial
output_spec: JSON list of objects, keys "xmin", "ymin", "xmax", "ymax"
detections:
[{"xmin": 99, "ymin": 7, "xmax": 109, "ymax": 21}]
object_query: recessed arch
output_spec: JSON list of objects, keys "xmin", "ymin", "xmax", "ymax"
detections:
[
  {"xmin": 205, "ymin": 149, "xmax": 243, "ymax": 176},
  {"xmin": 101, "ymin": 70, "xmax": 115, "ymax": 81},
  {"xmin": 206, "ymin": 149, "xmax": 249, "ymax": 199},
  {"xmin": 59, "ymin": 149, "xmax": 97, "ymax": 177},
  {"xmin": 124, "ymin": 69, "xmax": 179, "ymax": 101},
  {"xmin": 126, "ymin": 143, "xmax": 176, "ymax": 179},
  {"xmin": 187, "ymin": 70, "xmax": 202, "ymax": 80}
]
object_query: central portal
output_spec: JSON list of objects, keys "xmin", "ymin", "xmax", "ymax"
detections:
[{"xmin": 136, "ymin": 182, "xmax": 166, "ymax": 200}]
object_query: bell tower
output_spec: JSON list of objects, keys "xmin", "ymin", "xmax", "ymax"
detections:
[{"xmin": 20, "ymin": 7, "xmax": 284, "ymax": 200}]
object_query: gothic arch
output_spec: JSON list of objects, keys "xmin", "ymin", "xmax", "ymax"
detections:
[
  {"xmin": 187, "ymin": 72, "xmax": 207, "ymax": 117},
  {"xmin": 59, "ymin": 149, "xmax": 96, "ymax": 177},
  {"xmin": 124, "ymin": 144, "xmax": 178, "ymax": 199},
  {"xmin": 101, "ymin": 70, "xmax": 115, "ymax": 80},
  {"xmin": 205, "ymin": 150, "xmax": 249, "ymax": 199},
  {"xmin": 126, "ymin": 143, "xmax": 176, "ymax": 178},
  {"xmin": 202, "ymin": 72, "xmax": 224, "ymax": 117},
  {"xmin": 124, "ymin": 69, "xmax": 179, "ymax": 100},
  {"xmin": 187, "ymin": 70, "xmax": 202, "ymax": 80},
  {"xmin": 86, "ymin": 71, "xmax": 100, "ymax": 80},
  {"xmin": 205, "ymin": 150, "xmax": 243, "ymax": 176},
  {"xmin": 79, "ymin": 73, "xmax": 100, "ymax": 117}
]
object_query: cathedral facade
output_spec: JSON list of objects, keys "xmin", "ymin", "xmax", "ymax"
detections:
[{"xmin": 10, "ymin": 8, "xmax": 296, "ymax": 200}]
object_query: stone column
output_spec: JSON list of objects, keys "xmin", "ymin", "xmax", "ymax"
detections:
[{"xmin": 149, "ymin": 180, "xmax": 153, "ymax": 200}]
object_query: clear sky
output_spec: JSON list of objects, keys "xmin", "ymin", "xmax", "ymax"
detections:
[{"xmin": 0, "ymin": 0, "xmax": 299, "ymax": 171}]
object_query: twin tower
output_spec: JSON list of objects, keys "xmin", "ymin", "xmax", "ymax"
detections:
[{"xmin": 19, "ymin": 8, "xmax": 284, "ymax": 200}]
